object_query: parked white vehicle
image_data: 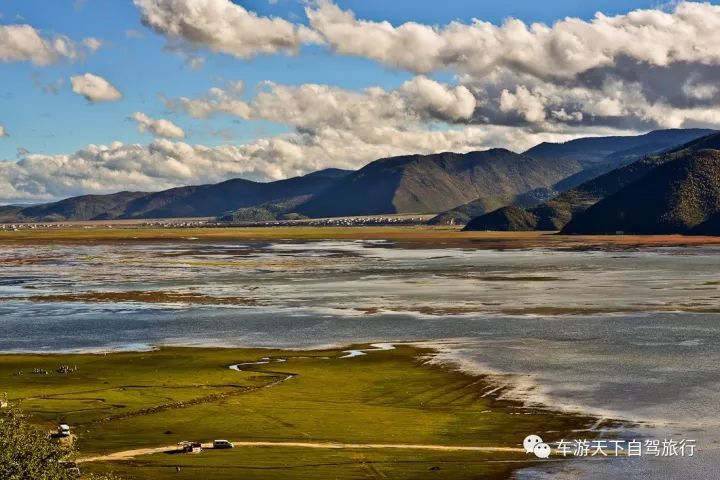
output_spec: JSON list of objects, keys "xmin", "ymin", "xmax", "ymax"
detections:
[
  {"xmin": 213, "ymin": 439, "xmax": 234, "ymax": 449},
  {"xmin": 58, "ymin": 424, "xmax": 71, "ymax": 437}
]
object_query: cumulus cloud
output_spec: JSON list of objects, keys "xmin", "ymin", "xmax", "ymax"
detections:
[
  {"xmin": 682, "ymin": 74, "xmax": 719, "ymax": 101},
  {"xmin": 307, "ymin": 1, "xmax": 720, "ymax": 79},
  {"xmin": 131, "ymin": 112, "xmax": 185, "ymax": 139},
  {"xmin": 0, "ymin": 24, "xmax": 100, "ymax": 65},
  {"xmin": 71, "ymin": 73, "xmax": 123, "ymax": 103},
  {"xmin": 499, "ymin": 86, "xmax": 547, "ymax": 123},
  {"xmin": 134, "ymin": 0, "xmax": 321, "ymax": 59},
  {"xmin": 165, "ymin": 81, "xmax": 250, "ymax": 119},
  {"xmin": 137, "ymin": 0, "xmax": 720, "ymax": 132},
  {"xmin": 307, "ymin": 1, "xmax": 720, "ymax": 132},
  {"xmin": 167, "ymin": 76, "xmax": 476, "ymax": 129}
]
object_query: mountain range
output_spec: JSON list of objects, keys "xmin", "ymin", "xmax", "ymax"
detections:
[
  {"xmin": 5, "ymin": 168, "xmax": 350, "ymax": 222},
  {"xmin": 2, "ymin": 128, "xmax": 720, "ymax": 233}
]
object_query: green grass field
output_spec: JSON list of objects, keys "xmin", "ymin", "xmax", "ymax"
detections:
[{"xmin": 1, "ymin": 345, "xmax": 603, "ymax": 479}]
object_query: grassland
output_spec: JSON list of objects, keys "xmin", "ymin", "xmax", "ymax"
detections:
[
  {"xmin": 1, "ymin": 345, "xmax": 604, "ymax": 479},
  {"xmin": 2, "ymin": 225, "xmax": 720, "ymax": 250}
]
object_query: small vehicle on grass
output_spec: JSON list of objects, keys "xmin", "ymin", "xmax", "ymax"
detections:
[
  {"xmin": 213, "ymin": 439, "xmax": 234, "ymax": 449},
  {"xmin": 179, "ymin": 441, "xmax": 203, "ymax": 454}
]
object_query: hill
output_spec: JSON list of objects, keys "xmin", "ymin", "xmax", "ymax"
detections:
[
  {"xmin": 438, "ymin": 129, "xmax": 715, "ymax": 227},
  {"xmin": 0, "ymin": 205, "xmax": 24, "ymax": 223},
  {"xmin": 464, "ymin": 131, "xmax": 720, "ymax": 232},
  {"xmin": 295, "ymin": 149, "xmax": 582, "ymax": 218},
  {"xmin": 562, "ymin": 149, "xmax": 720, "ymax": 234},
  {"xmin": 11, "ymin": 169, "xmax": 350, "ymax": 222},
  {"xmin": 523, "ymin": 128, "xmax": 715, "ymax": 168},
  {"xmin": 426, "ymin": 188, "xmax": 554, "ymax": 226},
  {"xmin": 463, "ymin": 155, "xmax": 674, "ymax": 231}
]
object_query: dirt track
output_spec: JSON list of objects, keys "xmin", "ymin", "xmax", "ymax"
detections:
[{"xmin": 79, "ymin": 441, "xmax": 525, "ymax": 463}]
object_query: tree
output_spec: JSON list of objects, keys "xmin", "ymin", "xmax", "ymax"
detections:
[{"xmin": 0, "ymin": 407, "xmax": 119, "ymax": 480}]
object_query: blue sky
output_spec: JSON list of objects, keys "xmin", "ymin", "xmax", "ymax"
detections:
[
  {"xmin": 2, "ymin": 0, "xmax": 720, "ymax": 202},
  {"xmin": 0, "ymin": 0, "xmax": 682, "ymax": 159}
]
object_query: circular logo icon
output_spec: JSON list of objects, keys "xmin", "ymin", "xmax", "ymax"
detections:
[
  {"xmin": 533, "ymin": 442, "xmax": 551, "ymax": 459},
  {"xmin": 523, "ymin": 434, "xmax": 543, "ymax": 453}
]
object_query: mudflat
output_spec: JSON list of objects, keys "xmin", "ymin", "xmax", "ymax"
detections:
[{"xmin": 3, "ymin": 224, "xmax": 720, "ymax": 250}]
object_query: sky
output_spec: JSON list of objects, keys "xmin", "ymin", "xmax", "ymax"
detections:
[{"xmin": 1, "ymin": 0, "xmax": 720, "ymax": 203}]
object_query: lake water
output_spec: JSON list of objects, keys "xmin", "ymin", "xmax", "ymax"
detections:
[{"xmin": 2, "ymin": 239, "xmax": 719, "ymax": 478}]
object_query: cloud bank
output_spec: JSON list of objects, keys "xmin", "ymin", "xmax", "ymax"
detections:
[
  {"xmin": 307, "ymin": 1, "xmax": 720, "ymax": 78},
  {"xmin": 134, "ymin": 1, "xmax": 720, "ymax": 132},
  {"xmin": 0, "ymin": 121, "xmax": 627, "ymax": 204}
]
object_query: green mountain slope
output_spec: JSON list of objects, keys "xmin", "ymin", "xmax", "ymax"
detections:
[
  {"xmin": 562, "ymin": 150, "xmax": 720, "ymax": 234},
  {"xmin": 464, "ymin": 132, "xmax": 720, "ymax": 232},
  {"xmin": 464, "ymin": 155, "xmax": 674, "ymax": 231},
  {"xmin": 296, "ymin": 149, "xmax": 582, "ymax": 218}
]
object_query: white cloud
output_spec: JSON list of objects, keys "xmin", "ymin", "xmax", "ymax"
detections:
[
  {"xmin": 499, "ymin": 86, "xmax": 547, "ymax": 123},
  {"xmin": 165, "ymin": 81, "xmax": 250, "ymax": 119},
  {"xmin": 131, "ymin": 112, "xmax": 185, "ymax": 139},
  {"xmin": 140, "ymin": 0, "xmax": 720, "ymax": 133},
  {"xmin": 400, "ymin": 76, "xmax": 476, "ymax": 121},
  {"xmin": 134, "ymin": 0, "xmax": 321, "ymax": 59},
  {"xmin": 82, "ymin": 37, "xmax": 103, "ymax": 53},
  {"xmin": 0, "ymin": 24, "xmax": 100, "ymax": 65},
  {"xmin": 167, "ymin": 77, "xmax": 476, "ymax": 128},
  {"xmin": 682, "ymin": 74, "xmax": 719, "ymax": 100},
  {"xmin": 307, "ymin": 1, "xmax": 720, "ymax": 79},
  {"xmin": 70, "ymin": 73, "xmax": 123, "ymax": 103}
]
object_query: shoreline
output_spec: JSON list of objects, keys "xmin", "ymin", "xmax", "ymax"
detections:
[
  {"xmin": 0, "ymin": 337, "xmax": 689, "ymax": 426},
  {"xmin": 1, "ymin": 343, "xmax": 606, "ymax": 479},
  {"xmin": 2, "ymin": 225, "xmax": 720, "ymax": 250},
  {"xmin": 0, "ymin": 340, "xmax": 627, "ymax": 427}
]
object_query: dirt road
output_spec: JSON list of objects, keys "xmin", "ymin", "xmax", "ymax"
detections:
[{"xmin": 79, "ymin": 441, "xmax": 524, "ymax": 463}]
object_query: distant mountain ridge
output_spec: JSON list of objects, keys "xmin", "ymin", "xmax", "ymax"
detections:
[
  {"xmin": 296, "ymin": 149, "xmax": 582, "ymax": 218},
  {"xmin": 11, "ymin": 168, "xmax": 351, "ymax": 222},
  {"xmin": 2, "ymin": 128, "xmax": 718, "ymax": 225},
  {"xmin": 523, "ymin": 128, "xmax": 715, "ymax": 168}
]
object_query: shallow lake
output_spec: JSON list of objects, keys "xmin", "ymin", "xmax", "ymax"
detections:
[{"xmin": 2, "ymin": 239, "xmax": 719, "ymax": 479}]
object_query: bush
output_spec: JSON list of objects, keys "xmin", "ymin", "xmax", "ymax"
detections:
[{"xmin": 0, "ymin": 407, "xmax": 118, "ymax": 480}]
